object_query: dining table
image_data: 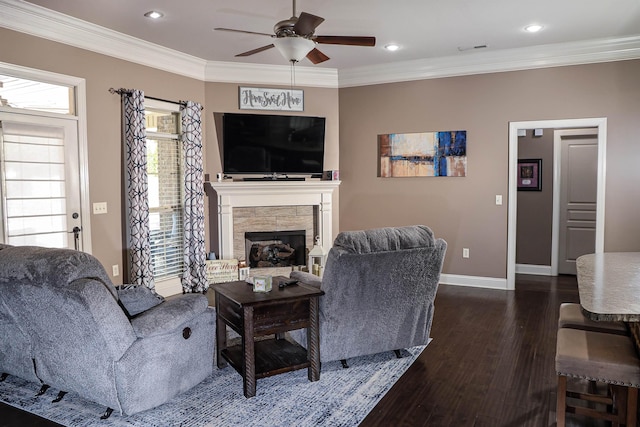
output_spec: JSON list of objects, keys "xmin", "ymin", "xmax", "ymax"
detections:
[{"xmin": 576, "ymin": 252, "xmax": 640, "ymax": 353}]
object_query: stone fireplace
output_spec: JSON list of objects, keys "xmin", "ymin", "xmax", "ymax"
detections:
[
  {"xmin": 232, "ymin": 205, "xmax": 316, "ymax": 263},
  {"xmin": 207, "ymin": 180, "xmax": 340, "ymax": 270}
]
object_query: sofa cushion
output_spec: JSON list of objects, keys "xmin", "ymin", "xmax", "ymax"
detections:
[
  {"xmin": 333, "ymin": 225, "xmax": 435, "ymax": 254},
  {"xmin": 117, "ymin": 285, "xmax": 165, "ymax": 317},
  {"xmin": 0, "ymin": 246, "xmax": 117, "ymax": 299}
]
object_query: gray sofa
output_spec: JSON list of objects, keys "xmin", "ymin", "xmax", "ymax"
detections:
[
  {"xmin": 0, "ymin": 244, "xmax": 215, "ymax": 416},
  {"xmin": 290, "ymin": 225, "xmax": 447, "ymax": 364}
]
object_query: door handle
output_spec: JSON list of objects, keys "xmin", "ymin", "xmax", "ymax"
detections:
[{"xmin": 69, "ymin": 226, "xmax": 82, "ymax": 251}]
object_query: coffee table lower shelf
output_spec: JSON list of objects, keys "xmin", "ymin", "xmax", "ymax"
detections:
[{"xmin": 221, "ymin": 338, "xmax": 310, "ymax": 379}]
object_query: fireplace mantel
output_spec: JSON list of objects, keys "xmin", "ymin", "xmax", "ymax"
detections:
[{"xmin": 207, "ymin": 180, "xmax": 340, "ymax": 260}]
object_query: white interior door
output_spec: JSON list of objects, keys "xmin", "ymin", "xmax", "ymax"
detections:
[
  {"xmin": 556, "ymin": 129, "xmax": 598, "ymax": 275},
  {"xmin": 0, "ymin": 111, "xmax": 83, "ymax": 250}
]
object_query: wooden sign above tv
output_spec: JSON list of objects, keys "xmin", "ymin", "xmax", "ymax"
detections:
[{"xmin": 239, "ymin": 87, "xmax": 304, "ymax": 112}]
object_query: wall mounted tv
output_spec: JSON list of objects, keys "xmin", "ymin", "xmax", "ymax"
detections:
[{"xmin": 222, "ymin": 112, "xmax": 325, "ymax": 176}]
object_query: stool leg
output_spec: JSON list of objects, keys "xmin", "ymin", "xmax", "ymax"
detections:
[
  {"xmin": 626, "ymin": 386, "xmax": 637, "ymax": 427},
  {"xmin": 557, "ymin": 375, "xmax": 567, "ymax": 427},
  {"xmin": 611, "ymin": 385, "xmax": 625, "ymax": 427}
]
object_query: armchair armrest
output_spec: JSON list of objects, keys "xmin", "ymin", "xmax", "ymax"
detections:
[
  {"xmin": 290, "ymin": 271, "xmax": 322, "ymax": 289},
  {"xmin": 130, "ymin": 293, "xmax": 209, "ymax": 338}
]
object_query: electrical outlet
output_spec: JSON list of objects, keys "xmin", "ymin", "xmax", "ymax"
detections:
[
  {"xmin": 93, "ymin": 202, "xmax": 108, "ymax": 215},
  {"xmin": 112, "ymin": 264, "xmax": 119, "ymax": 277},
  {"xmin": 463, "ymin": 248, "xmax": 470, "ymax": 258}
]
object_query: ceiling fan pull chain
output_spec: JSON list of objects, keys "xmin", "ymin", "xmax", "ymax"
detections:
[{"xmin": 290, "ymin": 60, "xmax": 296, "ymax": 90}]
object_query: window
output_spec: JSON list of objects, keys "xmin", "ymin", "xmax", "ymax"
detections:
[
  {"xmin": 145, "ymin": 103, "xmax": 184, "ymax": 282},
  {"xmin": 0, "ymin": 74, "xmax": 74, "ymax": 115}
]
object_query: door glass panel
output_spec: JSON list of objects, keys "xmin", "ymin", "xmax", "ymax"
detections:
[
  {"xmin": 7, "ymin": 232, "xmax": 66, "ymax": 248},
  {"xmin": 0, "ymin": 120, "xmax": 71, "ymax": 247},
  {"xmin": 4, "ymin": 162, "xmax": 66, "ymax": 181},
  {"xmin": 0, "ymin": 74, "xmax": 74, "ymax": 115},
  {"xmin": 6, "ymin": 198, "xmax": 65, "ymax": 217}
]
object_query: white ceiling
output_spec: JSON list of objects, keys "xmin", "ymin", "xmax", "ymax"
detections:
[{"xmin": 20, "ymin": 0, "xmax": 640, "ymax": 71}]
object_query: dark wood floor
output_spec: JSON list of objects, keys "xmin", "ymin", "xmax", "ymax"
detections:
[
  {"xmin": 361, "ymin": 274, "xmax": 603, "ymax": 427},
  {"xmin": 0, "ymin": 274, "xmax": 607, "ymax": 426}
]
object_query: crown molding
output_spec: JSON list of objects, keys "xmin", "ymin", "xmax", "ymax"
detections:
[
  {"xmin": 0, "ymin": 0, "xmax": 337, "ymax": 87},
  {"xmin": 338, "ymin": 35, "xmax": 640, "ymax": 87},
  {"xmin": 0, "ymin": 0, "xmax": 207, "ymax": 80},
  {"xmin": 2, "ymin": 0, "xmax": 639, "ymax": 89},
  {"xmin": 204, "ymin": 61, "xmax": 338, "ymax": 88}
]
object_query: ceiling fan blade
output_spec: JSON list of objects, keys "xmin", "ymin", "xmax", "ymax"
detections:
[
  {"xmin": 235, "ymin": 44, "xmax": 275, "ymax": 57},
  {"xmin": 294, "ymin": 12, "xmax": 325, "ymax": 36},
  {"xmin": 306, "ymin": 48, "xmax": 330, "ymax": 64},
  {"xmin": 314, "ymin": 35, "xmax": 376, "ymax": 47},
  {"xmin": 215, "ymin": 27, "xmax": 273, "ymax": 37}
]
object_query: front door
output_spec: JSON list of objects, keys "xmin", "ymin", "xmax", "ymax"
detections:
[
  {"xmin": 0, "ymin": 111, "xmax": 83, "ymax": 250},
  {"xmin": 557, "ymin": 129, "xmax": 598, "ymax": 275}
]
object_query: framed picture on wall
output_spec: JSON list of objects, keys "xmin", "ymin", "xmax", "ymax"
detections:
[{"xmin": 517, "ymin": 159, "xmax": 542, "ymax": 191}]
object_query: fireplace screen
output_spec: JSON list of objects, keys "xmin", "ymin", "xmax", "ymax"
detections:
[{"xmin": 245, "ymin": 230, "xmax": 306, "ymax": 268}]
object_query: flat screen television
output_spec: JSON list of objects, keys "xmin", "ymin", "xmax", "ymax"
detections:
[{"xmin": 222, "ymin": 112, "xmax": 325, "ymax": 175}]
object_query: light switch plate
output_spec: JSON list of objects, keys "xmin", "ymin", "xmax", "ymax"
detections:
[{"xmin": 93, "ymin": 202, "xmax": 107, "ymax": 214}]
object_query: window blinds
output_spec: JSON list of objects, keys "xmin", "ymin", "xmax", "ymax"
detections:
[{"xmin": 146, "ymin": 136, "xmax": 184, "ymax": 280}]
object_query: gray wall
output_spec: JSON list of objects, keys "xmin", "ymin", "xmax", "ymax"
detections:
[{"xmin": 338, "ymin": 60, "xmax": 640, "ymax": 279}]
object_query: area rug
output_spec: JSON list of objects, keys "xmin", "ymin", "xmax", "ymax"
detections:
[{"xmin": 0, "ymin": 345, "xmax": 426, "ymax": 427}]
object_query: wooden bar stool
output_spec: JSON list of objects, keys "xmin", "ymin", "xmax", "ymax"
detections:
[
  {"xmin": 558, "ymin": 303, "xmax": 628, "ymax": 335},
  {"xmin": 556, "ymin": 328, "xmax": 640, "ymax": 426}
]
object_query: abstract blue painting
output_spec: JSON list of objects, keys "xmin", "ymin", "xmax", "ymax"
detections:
[{"xmin": 378, "ymin": 130, "xmax": 467, "ymax": 177}]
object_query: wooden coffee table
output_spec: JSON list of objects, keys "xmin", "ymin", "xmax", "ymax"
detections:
[{"xmin": 212, "ymin": 276, "xmax": 324, "ymax": 397}]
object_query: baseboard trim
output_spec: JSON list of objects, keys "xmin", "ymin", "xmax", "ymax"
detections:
[
  {"xmin": 515, "ymin": 264, "xmax": 552, "ymax": 276},
  {"xmin": 439, "ymin": 274, "xmax": 508, "ymax": 290},
  {"xmin": 162, "ymin": 274, "xmax": 508, "ymax": 295}
]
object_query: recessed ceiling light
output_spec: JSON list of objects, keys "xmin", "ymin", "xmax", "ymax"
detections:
[
  {"xmin": 144, "ymin": 11, "xmax": 164, "ymax": 19},
  {"xmin": 384, "ymin": 44, "xmax": 400, "ymax": 52},
  {"xmin": 524, "ymin": 24, "xmax": 543, "ymax": 33}
]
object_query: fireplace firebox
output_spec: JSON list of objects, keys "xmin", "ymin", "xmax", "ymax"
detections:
[{"xmin": 245, "ymin": 230, "xmax": 306, "ymax": 268}]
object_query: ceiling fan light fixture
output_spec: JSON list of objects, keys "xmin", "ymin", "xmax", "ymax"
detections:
[{"xmin": 273, "ymin": 37, "xmax": 315, "ymax": 62}]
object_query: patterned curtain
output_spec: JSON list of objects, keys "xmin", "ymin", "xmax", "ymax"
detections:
[
  {"xmin": 123, "ymin": 90, "xmax": 154, "ymax": 289},
  {"xmin": 180, "ymin": 101, "xmax": 208, "ymax": 293}
]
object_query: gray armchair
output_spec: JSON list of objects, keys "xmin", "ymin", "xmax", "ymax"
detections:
[
  {"xmin": 0, "ymin": 245, "xmax": 215, "ymax": 416},
  {"xmin": 290, "ymin": 225, "xmax": 447, "ymax": 364}
]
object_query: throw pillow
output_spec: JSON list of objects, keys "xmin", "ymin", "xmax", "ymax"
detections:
[{"xmin": 117, "ymin": 284, "xmax": 165, "ymax": 317}]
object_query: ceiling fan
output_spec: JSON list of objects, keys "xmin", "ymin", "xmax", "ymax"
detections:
[{"xmin": 215, "ymin": 0, "xmax": 376, "ymax": 64}]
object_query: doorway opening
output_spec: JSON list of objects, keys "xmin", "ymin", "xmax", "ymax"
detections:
[{"xmin": 507, "ymin": 118, "xmax": 607, "ymax": 290}]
